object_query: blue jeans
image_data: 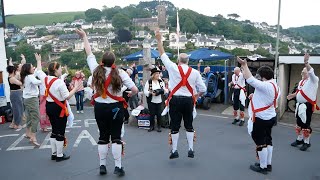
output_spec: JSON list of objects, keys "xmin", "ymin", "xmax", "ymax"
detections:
[{"xmin": 75, "ymin": 90, "xmax": 84, "ymax": 111}]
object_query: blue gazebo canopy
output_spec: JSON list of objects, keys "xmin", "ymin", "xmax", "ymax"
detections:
[
  {"xmin": 123, "ymin": 49, "xmax": 172, "ymax": 61},
  {"xmin": 187, "ymin": 48, "xmax": 233, "ymax": 61}
]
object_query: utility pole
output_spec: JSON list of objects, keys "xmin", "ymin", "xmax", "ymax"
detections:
[
  {"xmin": 139, "ymin": 42, "xmax": 154, "ymax": 107},
  {"xmin": 274, "ymin": 0, "xmax": 282, "ymax": 81}
]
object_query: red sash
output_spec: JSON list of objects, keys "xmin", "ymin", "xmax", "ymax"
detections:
[
  {"xmin": 91, "ymin": 71, "xmax": 128, "ymax": 108},
  {"xmin": 250, "ymin": 82, "xmax": 278, "ymax": 122},
  {"xmin": 44, "ymin": 77, "xmax": 69, "ymax": 118},
  {"xmin": 296, "ymin": 79, "xmax": 320, "ymax": 112},
  {"xmin": 165, "ymin": 66, "xmax": 195, "ymax": 107},
  {"xmin": 234, "ymin": 75, "xmax": 246, "ymax": 92}
]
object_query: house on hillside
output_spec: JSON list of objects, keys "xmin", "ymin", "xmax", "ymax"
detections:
[
  {"xmin": 93, "ymin": 22, "xmax": 107, "ymax": 29},
  {"xmin": 59, "ymin": 34, "xmax": 79, "ymax": 41},
  {"xmin": 81, "ymin": 23, "xmax": 93, "ymax": 30},
  {"xmin": 143, "ymin": 38, "xmax": 158, "ymax": 48},
  {"xmin": 169, "ymin": 36, "xmax": 188, "ymax": 49},
  {"xmin": 260, "ymin": 43, "xmax": 272, "ymax": 52},
  {"xmin": 11, "ymin": 34, "xmax": 24, "ymax": 43},
  {"xmin": 133, "ymin": 18, "xmax": 158, "ymax": 31},
  {"xmin": 135, "ymin": 31, "xmax": 151, "ymax": 39},
  {"xmin": 71, "ymin": 19, "xmax": 85, "ymax": 26},
  {"xmin": 127, "ymin": 40, "xmax": 142, "ymax": 49},
  {"xmin": 25, "ymin": 30, "xmax": 37, "ymax": 38},
  {"xmin": 241, "ymin": 43, "xmax": 260, "ymax": 51},
  {"xmin": 217, "ymin": 41, "xmax": 240, "ymax": 50}
]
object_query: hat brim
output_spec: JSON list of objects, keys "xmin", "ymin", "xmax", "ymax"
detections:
[{"xmin": 151, "ymin": 70, "xmax": 161, "ymax": 75}]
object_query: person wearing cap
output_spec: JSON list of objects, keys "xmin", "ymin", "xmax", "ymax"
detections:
[
  {"xmin": 156, "ymin": 30, "xmax": 206, "ymax": 159},
  {"xmin": 70, "ymin": 71, "xmax": 85, "ymax": 113},
  {"xmin": 237, "ymin": 57, "xmax": 280, "ymax": 175},
  {"xmin": 229, "ymin": 67, "xmax": 246, "ymax": 126},
  {"xmin": 144, "ymin": 67, "xmax": 167, "ymax": 132},
  {"xmin": 287, "ymin": 53, "xmax": 319, "ymax": 151}
]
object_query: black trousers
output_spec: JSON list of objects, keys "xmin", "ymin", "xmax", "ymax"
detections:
[
  {"xmin": 233, "ymin": 89, "xmax": 244, "ymax": 111},
  {"xmin": 94, "ymin": 102, "xmax": 124, "ymax": 144},
  {"xmin": 169, "ymin": 96, "xmax": 194, "ymax": 133},
  {"xmin": 124, "ymin": 108, "xmax": 129, "ymax": 121},
  {"xmin": 251, "ymin": 117, "xmax": 276, "ymax": 148},
  {"xmin": 296, "ymin": 102, "xmax": 313, "ymax": 133},
  {"xmin": 46, "ymin": 102, "xmax": 67, "ymax": 141},
  {"xmin": 148, "ymin": 102, "xmax": 162, "ymax": 128}
]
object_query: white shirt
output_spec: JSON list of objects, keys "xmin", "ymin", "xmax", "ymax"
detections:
[
  {"xmin": 247, "ymin": 76, "xmax": 281, "ymax": 120},
  {"xmin": 38, "ymin": 73, "xmax": 69, "ymax": 96},
  {"xmin": 232, "ymin": 73, "xmax": 246, "ymax": 89},
  {"xmin": 160, "ymin": 54, "xmax": 206, "ymax": 96},
  {"xmin": 36, "ymin": 70, "xmax": 70, "ymax": 102},
  {"xmin": 296, "ymin": 68, "xmax": 319, "ymax": 103},
  {"xmin": 23, "ymin": 74, "xmax": 42, "ymax": 99},
  {"xmin": 144, "ymin": 79, "xmax": 165, "ymax": 104},
  {"xmin": 87, "ymin": 75, "xmax": 93, "ymax": 87},
  {"xmin": 87, "ymin": 54, "xmax": 135, "ymax": 103}
]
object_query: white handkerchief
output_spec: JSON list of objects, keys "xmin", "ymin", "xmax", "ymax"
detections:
[
  {"xmin": 298, "ymin": 103, "xmax": 307, "ymax": 124},
  {"xmin": 121, "ymin": 123, "xmax": 125, "ymax": 138},
  {"xmin": 247, "ymin": 117, "xmax": 253, "ymax": 136},
  {"xmin": 161, "ymin": 106, "xmax": 169, "ymax": 116},
  {"xmin": 67, "ymin": 101, "xmax": 74, "ymax": 128},
  {"xmin": 193, "ymin": 107, "xmax": 197, "ymax": 119}
]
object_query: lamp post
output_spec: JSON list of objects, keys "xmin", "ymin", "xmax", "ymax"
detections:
[
  {"xmin": 274, "ymin": 0, "xmax": 282, "ymax": 81},
  {"xmin": 224, "ymin": 59, "xmax": 229, "ymax": 105}
]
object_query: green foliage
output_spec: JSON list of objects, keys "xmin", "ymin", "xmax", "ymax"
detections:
[
  {"xmin": 6, "ymin": 12, "xmax": 84, "ymax": 27},
  {"xmin": 35, "ymin": 28, "xmax": 48, "ymax": 37},
  {"xmin": 74, "ymin": 14, "xmax": 85, "ymax": 20},
  {"xmin": 14, "ymin": 43, "xmax": 37, "ymax": 65},
  {"xmin": 287, "ymin": 25, "xmax": 320, "ymax": 43},
  {"xmin": 254, "ymin": 47, "xmax": 272, "ymax": 58},
  {"xmin": 231, "ymin": 48, "xmax": 252, "ymax": 56},
  {"xmin": 182, "ymin": 18, "xmax": 197, "ymax": 33},
  {"xmin": 112, "ymin": 13, "xmax": 131, "ymax": 29},
  {"xmin": 102, "ymin": 6, "xmax": 121, "ymax": 20},
  {"xmin": 85, "ymin": 8, "xmax": 102, "ymax": 22}
]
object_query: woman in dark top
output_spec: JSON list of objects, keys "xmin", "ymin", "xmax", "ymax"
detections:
[{"xmin": 7, "ymin": 65, "xmax": 23, "ymax": 130}]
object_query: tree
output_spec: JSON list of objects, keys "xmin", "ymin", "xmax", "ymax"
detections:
[
  {"xmin": 5, "ymin": 47, "xmax": 17, "ymax": 62},
  {"xmin": 116, "ymin": 29, "xmax": 132, "ymax": 43},
  {"xmin": 112, "ymin": 13, "xmax": 131, "ymax": 29},
  {"xmin": 35, "ymin": 28, "xmax": 48, "ymax": 37},
  {"xmin": 15, "ymin": 43, "xmax": 37, "ymax": 64},
  {"xmin": 227, "ymin": 13, "xmax": 240, "ymax": 19},
  {"xmin": 279, "ymin": 46, "xmax": 289, "ymax": 54},
  {"xmin": 254, "ymin": 47, "xmax": 272, "ymax": 57},
  {"xmin": 85, "ymin": 8, "xmax": 102, "ymax": 22},
  {"xmin": 74, "ymin": 14, "xmax": 85, "ymax": 20},
  {"xmin": 231, "ymin": 48, "xmax": 252, "ymax": 56},
  {"xmin": 185, "ymin": 42, "xmax": 196, "ymax": 51},
  {"xmin": 102, "ymin": 7, "xmax": 121, "ymax": 20},
  {"xmin": 182, "ymin": 18, "xmax": 197, "ymax": 33}
]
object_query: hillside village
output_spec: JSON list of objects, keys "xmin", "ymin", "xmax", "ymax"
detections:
[{"xmin": 4, "ymin": 1, "xmax": 320, "ymax": 62}]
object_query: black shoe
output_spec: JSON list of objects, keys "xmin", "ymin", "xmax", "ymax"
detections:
[
  {"xmin": 291, "ymin": 140, "xmax": 304, "ymax": 147},
  {"xmin": 188, "ymin": 149, "xmax": 194, "ymax": 158},
  {"xmin": 254, "ymin": 163, "xmax": 272, "ymax": 172},
  {"xmin": 250, "ymin": 164, "xmax": 268, "ymax": 175},
  {"xmin": 169, "ymin": 150, "xmax": 179, "ymax": 159},
  {"xmin": 148, "ymin": 127, "xmax": 154, "ymax": 132},
  {"xmin": 114, "ymin": 167, "xmax": 125, "ymax": 177},
  {"xmin": 100, "ymin": 165, "xmax": 107, "ymax": 175},
  {"xmin": 300, "ymin": 143, "xmax": 311, "ymax": 151},
  {"xmin": 157, "ymin": 126, "xmax": 162, "ymax": 132},
  {"xmin": 56, "ymin": 154, "xmax": 70, "ymax": 162},
  {"xmin": 51, "ymin": 154, "xmax": 56, "ymax": 160},
  {"xmin": 239, "ymin": 120, "xmax": 245, "ymax": 126},
  {"xmin": 232, "ymin": 119, "xmax": 240, "ymax": 124}
]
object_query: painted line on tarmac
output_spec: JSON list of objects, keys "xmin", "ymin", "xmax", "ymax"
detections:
[
  {"xmin": 198, "ymin": 113, "xmax": 229, "ymax": 119},
  {"xmin": 0, "ymin": 134, "xmax": 19, "ymax": 138}
]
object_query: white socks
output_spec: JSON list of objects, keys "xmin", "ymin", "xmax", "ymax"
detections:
[
  {"xmin": 112, "ymin": 143, "xmax": 122, "ymax": 168},
  {"xmin": 56, "ymin": 140, "xmax": 64, "ymax": 158},
  {"xmin": 304, "ymin": 136, "xmax": 310, "ymax": 144},
  {"xmin": 171, "ymin": 133, "xmax": 179, "ymax": 153},
  {"xmin": 297, "ymin": 133, "xmax": 304, "ymax": 141},
  {"xmin": 186, "ymin": 132, "xmax": 194, "ymax": 151},
  {"xmin": 98, "ymin": 145, "xmax": 109, "ymax": 166},
  {"xmin": 258, "ymin": 148, "xmax": 268, "ymax": 169},
  {"xmin": 50, "ymin": 138, "xmax": 56, "ymax": 155},
  {"xmin": 267, "ymin": 145, "xmax": 273, "ymax": 165}
]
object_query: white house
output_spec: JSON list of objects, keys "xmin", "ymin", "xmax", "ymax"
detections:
[
  {"xmin": 71, "ymin": 19, "xmax": 85, "ymax": 26},
  {"xmin": 93, "ymin": 22, "xmax": 108, "ymax": 29},
  {"xmin": 74, "ymin": 40, "xmax": 84, "ymax": 52},
  {"xmin": 242, "ymin": 43, "xmax": 259, "ymax": 51},
  {"xmin": 81, "ymin": 23, "xmax": 93, "ymax": 30},
  {"xmin": 260, "ymin": 43, "xmax": 272, "ymax": 52},
  {"xmin": 169, "ymin": 36, "xmax": 188, "ymax": 49}
]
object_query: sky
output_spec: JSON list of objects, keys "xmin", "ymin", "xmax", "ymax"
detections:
[{"xmin": 2, "ymin": 0, "xmax": 320, "ymax": 28}]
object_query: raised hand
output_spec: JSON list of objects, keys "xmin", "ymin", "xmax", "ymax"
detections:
[
  {"xmin": 155, "ymin": 29, "xmax": 162, "ymax": 42},
  {"xmin": 304, "ymin": 53, "xmax": 310, "ymax": 64},
  {"xmin": 237, "ymin": 56, "xmax": 247, "ymax": 66},
  {"xmin": 75, "ymin": 28, "xmax": 87, "ymax": 38},
  {"xmin": 20, "ymin": 54, "xmax": 26, "ymax": 64},
  {"xmin": 34, "ymin": 53, "xmax": 41, "ymax": 62}
]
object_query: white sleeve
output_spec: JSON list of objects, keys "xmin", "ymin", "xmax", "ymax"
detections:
[
  {"xmin": 231, "ymin": 74, "xmax": 235, "ymax": 84},
  {"xmin": 35, "ymin": 70, "xmax": 46, "ymax": 81},
  {"xmin": 87, "ymin": 76, "xmax": 92, "ymax": 86},
  {"xmin": 60, "ymin": 73, "xmax": 68, "ymax": 81},
  {"xmin": 160, "ymin": 54, "xmax": 176, "ymax": 72},
  {"xmin": 308, "ymin": 68, "xmax": 319, "ymax": 83},
  {"xmin": 119, "ymin": 69, "xmax": 135, "ymax": 89},
  {"xmin": 58, "ymin": 80, "xmax": 70, "ymax": 100},
  {"xmin": 144, "ymin": 81, "xmax": 150, "ymax": 97},
  {"xmin": 87, "ymin": 54, "xmax": 99, "ymax": 74},
  {"xmin": 195, "ymin": 71, "xmax": 207, "ymax": 93},
  {"xmin": 29, "ymin": 75, "xmax": 42, "ymax": 85},
  {"xmin": 246, "ymin": 76, "xmax": 265, "ymax": 89}
]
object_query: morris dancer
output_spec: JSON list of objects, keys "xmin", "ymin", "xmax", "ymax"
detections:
[
  {"xmin": 287, "ymin": 53, "xmax": 319, "ymax": 151},
  {"xmin": 156, "ymin": 30, "xmax": 206, "ymax": 159}
]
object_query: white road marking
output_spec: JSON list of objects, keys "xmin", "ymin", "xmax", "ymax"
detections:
[
  {"xmin": 198, "ymin": 113, "xmax": 229, "ymax": 119},
  {"xmin": 84, "ymin": 119, "xmax": 96, "ymax": 128},
  {"xmin": 6, "ymin": 134, "xmax": 35, "ymax": 151},
  {"xmin": 39, "ymin": 133, "xmax": 52, "ymax": 149},
  {"xmin": 0, "ymin": 134, "xmax": 19, "ymax": 138},
  {"xmin": 73, "ymin": 130, "xmax": 97, "ymax": 147}
]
